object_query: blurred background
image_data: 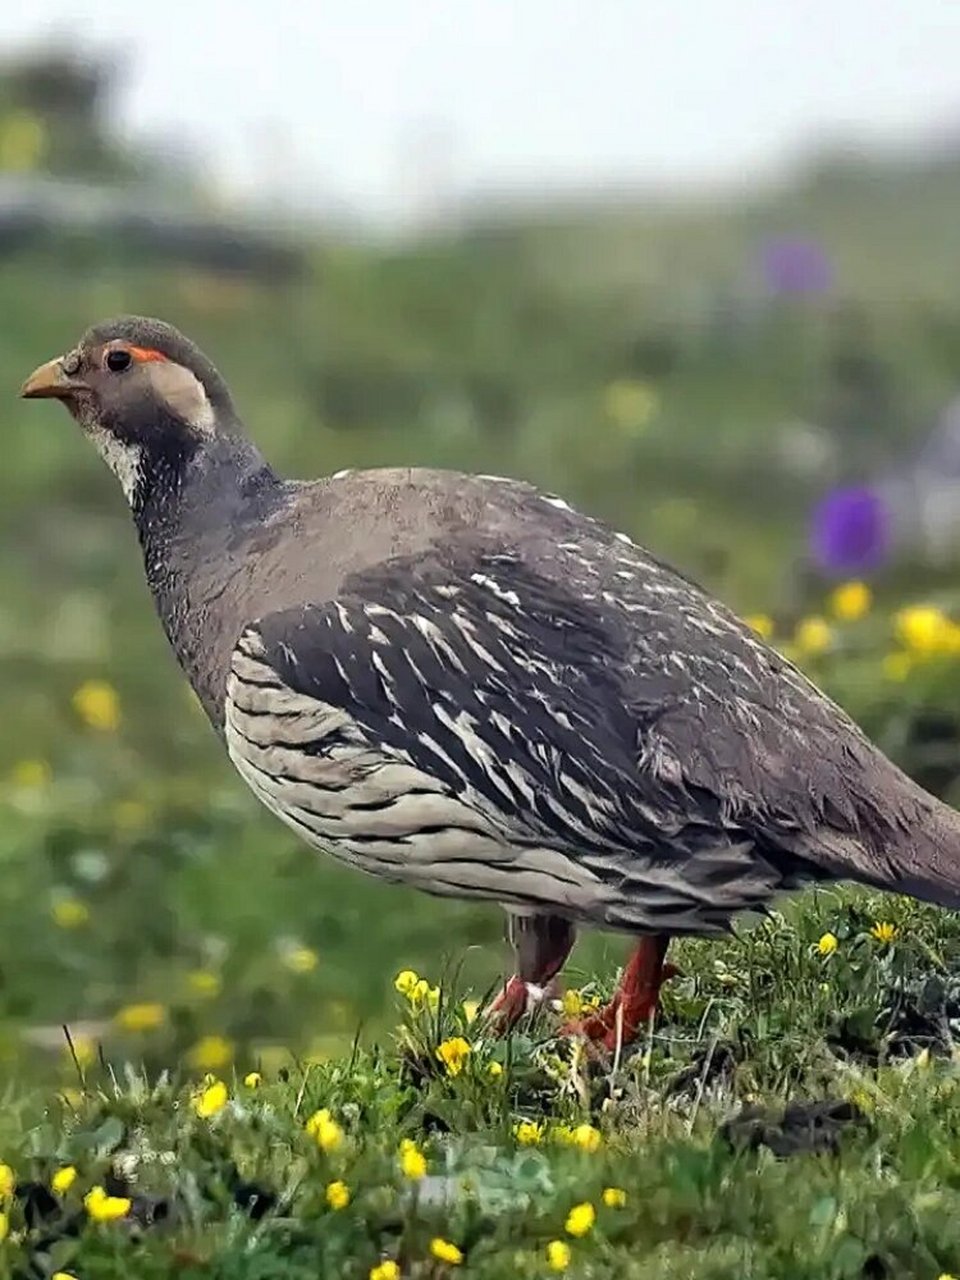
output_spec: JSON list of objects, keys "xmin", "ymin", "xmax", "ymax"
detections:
[{"xmin": 3, "ymin": 1, "xmax": 960, "ymax": 1080}]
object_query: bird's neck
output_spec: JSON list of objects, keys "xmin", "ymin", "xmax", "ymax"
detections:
[{"xmin": 134, "ymin": 436, "xmax": 287, "ymax": 725}]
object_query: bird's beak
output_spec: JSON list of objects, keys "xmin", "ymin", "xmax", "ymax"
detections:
[{"xmin": 20, "ymin": 356, "xmax": 81, "ymax": 401}]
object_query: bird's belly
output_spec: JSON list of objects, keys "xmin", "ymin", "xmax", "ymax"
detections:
[{"xmin": 223, "ymin": 672, "xmax": 611, "ymax": 916}]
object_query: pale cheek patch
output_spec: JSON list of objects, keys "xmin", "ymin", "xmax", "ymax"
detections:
[
  {"xmin": 145, "ymin": 361, "xmax": 216, "ymax": 434},
  {"xmin": 88, "ymin": 424, "xmax": 143, "ymax": 505}
]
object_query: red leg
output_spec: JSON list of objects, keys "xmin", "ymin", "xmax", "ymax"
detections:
[
  {"xmin": 561, "ymin": 935, "xmax": 676, "ymax": 1051},
  {"xmin": 487, "ymin": 913, "xmax": 576, "ymax": 1030}
]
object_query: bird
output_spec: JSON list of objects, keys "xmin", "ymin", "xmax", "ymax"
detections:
[{"xmin": 20, "ymin": 316, "xmax": 960, "ymax": 1050}]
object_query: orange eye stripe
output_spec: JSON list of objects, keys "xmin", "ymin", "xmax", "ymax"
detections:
[{"xmin": 127, "ymin": 346, "xmax": 168, "ymax": 363}]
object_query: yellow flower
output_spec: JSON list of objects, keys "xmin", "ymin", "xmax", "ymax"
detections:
[
  {"xmin": 461, "ymin": 999, "xmax": 480, "ymax": 1024},
  {"xmin": 51, "ymin": 897, "xmax": 89, "ymax": 929},
  {"xmin": 283, "ymin": 945, "xmax": 319, "ymax": 974},
  {"xmin": 488, "ymin": 1061, "xmax": 503, "ymax": 1078},
  {"xmin": 11, "ymin": 759, "xmax": 51, "ymax": 788},
  {"xmin": 187, "ymin": 970, "xmax": 222, "ymax": 998},
  {"xmin": 430, "ymin": 1238, "xmax": 464, "ymax": 1265},
  {"xmin": 830, "ymin": 581, "xmax": 872, "ymax": 622},
  {"xmin": 399, "ymin": 1138, "xmax": 427, "ymax": 1180},
  {"xmin": 187, "ymin": 1035, "xmax": 233, "ymax": 1070},
  {"xmin": 72, "ymin": 679, "xmax": 121, "ymax": 732},
  {"xmin": 546, "ymin": 1240, "xmax": 572, "ymax": 1271},
  {"xmin": 514, "ymin": 1119, "xmax": 544, "ymax": 1146},
  {"xmin": 603, "ymin": 378, "xmax": 659, "ymax": 435},
  {"xmin": 744, "ymin": 613, "xmax": 775, "ymax": 641},
  {"xmin": 115, "ymin": 1002, "xmax": 166, "ymax": 1033},
  {"xmin": 326, "ymin": 1179, "xmax": 350, "ymax": 1210},
  {"xmin": 244, "ymin": 1071, "xmax": 263, "ymax": 1089},
  {"xmin": 394, "ymin": 969, "xmax": 419, "ymax": 996},
  {"xmin": 51, "ymin": 1165, "xmax": 77, "ymax": 1195},
  {"xmin": 306, "ymin": 1108, "xmax": 344, "ymax": 1152},
  {"xmin": 436, "ymin": 1036, "xmax": 471, "ymax": 1077},
  {"xmin": 53, "ymin": 1273, "xmax": 78, "ymax": 1280},
  {"xmin": 794, "ymin": 616, "xmax": 832, "ymax": 656},
  {"xmin": 0, "ymin": 1164, "xmax": 14, "ymax": 1199},
  {"xmin": 69, "ymin": 1035, "xmax": 96, "ymax": 1068},
  {"xmin": 369, "ymin": 1263, "xmax": 400, "ymax": 1280},
  {"xmin": 409, "ymin": 979, "xmax": 440, "ymax": 1010},
  {"xmin": 84, "ymin": 1185, "xmax": 131, "ymax": 1221},
  {"xmin": 817, "ymin": 932, "xmax": 838, "ymax": 957},
  {"xmin": 871, "ymin": 921, "xmax": 897, "ymax": 945},
  {"xmin": 882, "ymin": 651, "xmax": 913, "ymax": 682},
  {"xmin": 565, "ymin": 1201, "xmax": 596, "ymax": 1237},
  {"xmin": 894, "ymin": 604, "xmax": 960, "ymax": 656},
  {"xmin": 602, "ymin": 1186, "xmax": 627, "ymax": 1208},
  {"xmin": 194, "ymin": 1079, "xmax": 228, "ymax": 1118},
  {"xmin": 561, "ymin": 989, "xmax": 583, "ymax": 1019},
  {"xmin": 572, "ymin": 1123, "xmax": 602, "ymax": 1153},
  {"xmin": 0, "ymin": 1212, "xmax": 7, "ymax": 1242}
]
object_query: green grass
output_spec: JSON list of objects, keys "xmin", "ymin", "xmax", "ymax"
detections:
[{"xmin": 4, "ymin": 889, "xmax": 960, "ymax": 1278}]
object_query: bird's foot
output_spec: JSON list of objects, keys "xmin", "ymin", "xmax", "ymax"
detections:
[
  {"xmin": 559, "ymin": 939, "xmax": 678, "ymax": 1052},
  {"xmin": 485, "ymin": 975, "xmax": 551, "ymax": 1031}
]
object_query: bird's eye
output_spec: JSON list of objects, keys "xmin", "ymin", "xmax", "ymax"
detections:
[{"xmin": 105, "ymin": 349, "xmax": 132, "ymax": 373}]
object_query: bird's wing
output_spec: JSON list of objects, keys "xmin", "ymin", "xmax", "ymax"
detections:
[{"xmin": 222, "ymin": 546, "xmax": 928, "ymax": 928}]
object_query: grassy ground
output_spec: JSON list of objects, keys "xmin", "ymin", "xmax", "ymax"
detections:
[{"xmin": 3, "ymin": 887, "xmax": 960, "ymax": 1278}]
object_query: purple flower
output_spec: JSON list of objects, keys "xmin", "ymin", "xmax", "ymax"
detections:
[
  {"xmin": 810, "ymin": 485, "xmax": 890, "ymax": 575},
  {"xmin": 760, "ymin": 237, "xmax": 834, "ymax": 297}
]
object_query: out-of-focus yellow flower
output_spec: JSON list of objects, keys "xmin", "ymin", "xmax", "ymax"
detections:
[
  {"xmin": 282, "ymin": 945, "xmax": 319, "ymax": 974},
  {"xmin": 817, "ymin": 932, "xmax": 838, "ymax": 957},
  {"xmin": 461, "ymin": 999, "xmax": 479, "ymax": 1024},
  {"xmin": 326, "ymin": 1179, "xmax": 350, "ymax": 1210},
  {"xmin": 409, "ymin": 979, "xmax": 440, "ymax": 1010},
  {"xmin": 187, "ymin": 969, "xmax": 221, "ymax": 998},
  {"xmin": 369, "ymin": 1263, "xmax": 400, "ymax": 1280},
  {"xmin": 72, "ymin": 680, "xmax": 121, "ymax": 732},
  {"xmin": 0, "ymin": 1211, "xmax": 7, "ymax": 1242},
  {"xmin": 571, "ymin": 1123, "xmax": 602, "ymax": 1153},
  {"xmin": 603, "ymin": 378, "xmax": 660, "ymax": 435},
  {"xmin": 515, "ymin": 1119, "xmax": 544, "ymax": 1146},
  {"xmin": 115, "ymin": 1002, "xmax": 165, "ymax": 1033},
  {"xmin": 112, "ymin": 800, "xmax": 149, "ymax": 832},
  {"xmin": 0, "ymin": 111, "xmax": 47, "ymax": 172},
  {"xmin": 895, "ymin": 605, "xmax": 960, "ymax": 656},
  {"xmin": 564, "ymin": 1202, "xmax": 596, "ymax": 1237},
  {"xmin": 244, "ymin": 1071, "xmax": 263, "ymax": 1089},
  {"xmin": 394, "ymin": 969, "xmax": 418, "ymax": 996},
  {"xmin": 52, "ymin": 1273, "xmax": 78, "ymax": 1280},
  {"xmin": 882, "ymin": 651, "xmax": 913, "ymax": 682},
  {"xmin": 399, "ymin": 1138, "xmax": 427, "ymax": 1180},
  {"xmin": 84, "ymin": 1185, "xmax": 130, "ymax": 1221},
  {"xmin": 306, "ymin": 1108, "xmax": 344, "ymax": 1152},
  {"xmin": 830, "ymin": 581, "xmax": 872, "ymax": 622},
  {"xmin": 11, "ymin": 759, "xmax": 51, "ymax": 788},
  {"xmin": 436, "ymin": 1036, "xmax": 471, "ymax": 1077},
  {"xmin": 546, "ymin": 1240, "xmax": 572, "ymax": 1271},
  {"xmin": 194, "ymin": 1079, "xmax": 228, "ymax": 1118},
  {"xmin": 187, "ymin": 1035, "xmax": 233, "ymax": 1071},
  {"xmin": 51, "ymin": 897, "xmax": 89, "ymax": 929},
  {"xmin": 794, "ymin": 616, "xmax": 832, "ymax": 656},
  {"xmin": 488, "ymin": 1061, "xmax": 504, "ymax": 1078},
  {"xmin": 429, "ymin": 1238, "xmax": 463, "ymax": 1265},
  {"xmin": 0, "ymin": 1164, "xmax": 14, "ymax": 1199},
  {"xmin": 871, "ymin": 921, "xmax": 897, "ymax": 945},
  {"xmin": 602, "ymin": 1186, "xmax": 627, "ymax": 1208},
  {"xmin": 51, "ymin": 1165, "xmax": 77, "ymax": 1195},
  {"xmin": 744, "ymin": 613, "xmax": 775, "ymax": 641}
]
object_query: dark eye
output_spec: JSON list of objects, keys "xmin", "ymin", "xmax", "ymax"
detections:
[{"xmin": 105, "ymin": 349, "xmax": 132, "ymax": 373}]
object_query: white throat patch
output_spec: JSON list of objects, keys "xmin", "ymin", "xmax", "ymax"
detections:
[{"xmin": 88, "ymin": 423, "xmax": 143, "ymax": 505}]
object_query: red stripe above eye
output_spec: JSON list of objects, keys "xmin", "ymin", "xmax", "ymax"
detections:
[{"xmin": 128, "ymin": 346, "xmax": 168, "ymax": 363}]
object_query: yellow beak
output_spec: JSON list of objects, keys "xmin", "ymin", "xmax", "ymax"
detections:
[{"xmin": 20, "ymin": 357, "xmax": 79, "ymax": 400}]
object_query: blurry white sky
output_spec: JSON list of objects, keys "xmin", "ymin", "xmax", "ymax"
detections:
[{"xmin": 3, "ymin": 0, "xmax": 960, "ymax": 224}]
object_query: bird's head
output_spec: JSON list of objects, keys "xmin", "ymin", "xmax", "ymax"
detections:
[{"xmin": 20, "ymin": 316, "xmax": 237, "ymax": 505}]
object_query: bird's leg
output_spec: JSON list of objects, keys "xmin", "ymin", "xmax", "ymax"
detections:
[
  {"xmin": 561, "ymin": 934, "xmax": 676, "ymax": 1051},
  {"xmin": 486, "ymin": 912, "xmax": 576, "ymax": 1030}
]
